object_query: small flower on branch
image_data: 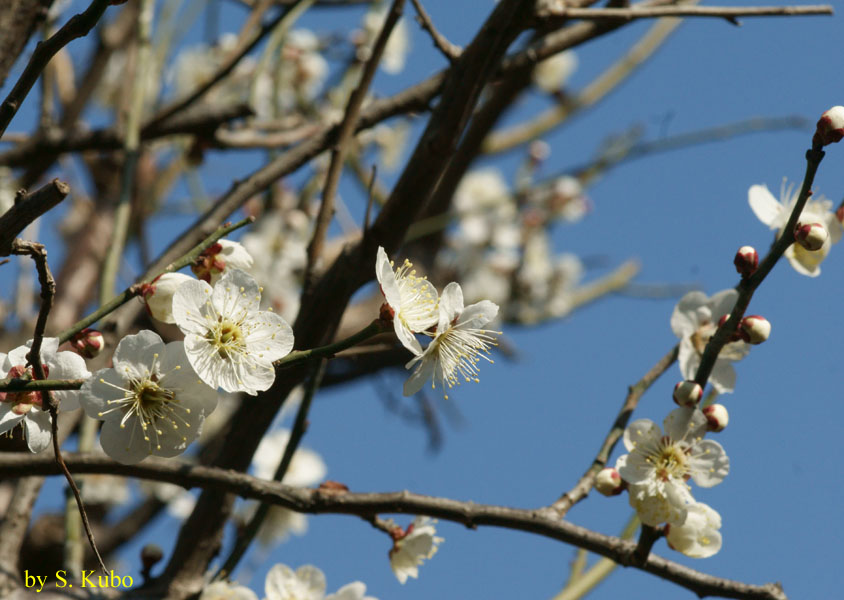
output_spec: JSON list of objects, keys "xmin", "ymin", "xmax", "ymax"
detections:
[
  {"xmin": 172, "ymin": 269, "xmax": 294, "ymax": 394},
  {"xmin": 0, "ymin": 338, "xmax": 90, "ymax": 453},
  {"xmin": 389, "ymin": 516, "xmax": 444, "ymax": 584},
  {"xmin": 80, "ymin": 330, "xmax": 217, "ymax": 464}
]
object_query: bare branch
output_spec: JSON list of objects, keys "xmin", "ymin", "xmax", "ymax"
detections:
[
  {"xmin": 0, "ymin": 0, "xmax": 114, "ymax": 139},
  {"xmin": 0, "ymin": 180, "xmax": 69, "ymax": 257},
  {"xmin": 546, "ymin": 4, "xmax": 833, "ymax": 22},
  {"xmin": 0, "ymin": 453, "xmax": 787, "ymax": 600},
  {"xmin": 409, "ymin": 0, "xmax": 461, "ymax": 62}
]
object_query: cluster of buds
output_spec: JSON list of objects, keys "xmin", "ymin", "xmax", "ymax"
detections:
[
  {"xmin": 673, "ymin": 380, "xmax": 703, "ymax": 407},
  {"xmin": 813, "ymin": 105, "xmax": 844, "ymax": 148},
  {"xmin": 794, "ymin": 222, "xmax": 828, "ymax": 252},
  {"xmin": 734, "ymin": 246, "xmax": 758, "ymax": 277}
]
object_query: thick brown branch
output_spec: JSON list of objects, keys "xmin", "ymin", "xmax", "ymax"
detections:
[
  {"xmin": 0, "ymin": 180, "xmax": 68, "ymax": 256},
  {"xmin": 0, "ymin": 454, "xmax": 787, "ymax": 600},
  {"xmin": 0, "ymin": 0, "xmax": 113, "ymax": 139}
]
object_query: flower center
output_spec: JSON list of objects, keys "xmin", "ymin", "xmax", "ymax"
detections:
[
  {"xmin": 432, "ymin": 323, "xmax": 499, "ymax": 399},
  {"xmin": 647, "ymin": 437, "xmax": 689, "ymax": 482},
  {"xmin": 97, "ymin": 354, "xmax": 192, "ymax": 453},
  {"xmin": 206, "ymin": 318, "xmax": 246, "ymax": 359}
]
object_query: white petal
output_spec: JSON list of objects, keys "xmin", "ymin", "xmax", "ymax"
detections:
[
  {"xmin": 677, "ymin": 341, "xmax": 699, "ymax": 381},
  {"xmin": 24, "ymin": 410, "xmax": 54, "ymax": 453},
  {"xmin": 688, "ymin": 439, "xmax": 729, "ymax": 487},
  {"xmin": 113, "ymin": 330, "xmax": 165, "ymax": 378},
  {"xmin": 376, "ymin": 247, "xmax": 402, "ymax": 309},
  {"xmin": 707, "ymin": 289, "xmax": 738, "ymax": 321},
  {"xmin": 438, "ymin": 282, "xmax": 464, "ymax": 329},
  {"xmin": 0, "ymin": 404, "xmax": 24, "ymax": 434},
  {"xmin": 212, "ymin": 268, "xmax": 261, "ymax": 316},
  {"xmin": 394, "ymin": 320, "xmax": 423, "ymax": 355},
  {"xmin": 458, "ymin": 300, "xmax": 498, "ymax": 328},
  {"xmin": 99, "ymin": 420, "xmax": 153, "ymax": 464},
  {"xmin": 403, "ymin": 355, "xmax": 435, "ymax": 396},
  {"xmin": 709, "ymin": 360, "xmax": 736, "ymax": 394},
  {"xmin": 622, "ymin": 419, "xmax": 661, "ymax": 452},
  {"xmin": 243, "ymin": 312, "xmax": 295, "ymax": 362},
  {"xmin": 748, "ymin": 184, "xmax": 783, "ymax": 228},
  {"xmin": 172, "ymin": 279, "xmax": 215, "ymax": 335},
  {"xmin": 670, "ymin": 292, "xmax": 707, "ymax": 338}
]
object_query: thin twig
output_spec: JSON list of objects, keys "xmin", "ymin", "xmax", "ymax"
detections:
[
  {"xmin": 551, "ymin": 344, "xmax": 679, "ymax": 516},
  {"xmin": 214, "ymin": 359, "xmax": 327, "ymax": 580},
  {"xmin": 692, "ymin": 147, "xmax": 825, "ymax": 389},
  {"xmin": 0, "ymin": 453, "xmax": 788, "ymax": 600},
  {"xmin": 363, "ymin": 164, "xmax": 377, "ymax": 233},
  {"xmin": 143, "ymin": 0, "xmax": 310, "ymax": 131},
  {"xmin": 57, "ymin": 216, "xmax": 255, "ymax": 344},
  {"xmin": 0, "ymin": 0, "xmax": 113, "ymax": 139},
  {"xmin": 547, "ymin": 4, "xmax": 832, "ymax": 21},
  {"xmin": 11, "ymin": 239, "xmax": 107, "ymax": 575},
  {"xmin": 303, "ymin": 0, "xmax": 405, "ymax": 289},
  {"xmin": 409, "ymin": 0, "xmax": 461, "ymax": 61}
]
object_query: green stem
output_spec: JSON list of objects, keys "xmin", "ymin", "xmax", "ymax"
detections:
[
  {"xmin": 58, "ymin": 217, "xmax": 255, "ymax": 344},
  {"xmin": 0, "ymin": 379, "xmax": 85, "ymax": 392},
  {"xmin": 275, "ymin": 319, "xmax": 388, "ymax": 369}
]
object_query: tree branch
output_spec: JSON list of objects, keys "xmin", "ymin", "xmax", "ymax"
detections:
[
  {"xmin": 0, "ymin": 180, "xmax": 69, "ymax": 257},
  {"xmin": 0, "ymin": 453, "xmax": 787, "ymax": 600},
  {"xmin": 0, "ymin": 0, "xmax": 113, "ymax": 139}
]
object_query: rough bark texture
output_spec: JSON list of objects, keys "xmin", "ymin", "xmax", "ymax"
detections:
[{"xmin": 0, "ymin": 1, "xmax": 53, "ymax": 89}]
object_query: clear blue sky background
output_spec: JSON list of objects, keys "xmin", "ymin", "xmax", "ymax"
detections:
[{"xmin": 4, "ymin": 1, "xmax": 844, "ymax": 599}]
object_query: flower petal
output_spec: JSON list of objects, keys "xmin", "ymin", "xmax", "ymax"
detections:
[{"xmin": 748, "ymin": 184, "xmax": 783, "ymax": 228}]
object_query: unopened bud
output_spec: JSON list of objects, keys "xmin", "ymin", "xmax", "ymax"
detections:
[
  {"xmin": 191, "ymin": 239, "xmax": 253, "ymax": 283},
  {"xmin": 141, "ymin": 272, "xmax": 194, "ymax": 324},
  {"xmin": 70, "ymin": 328, "xmax": 104, "ymax": 358},
  {"xmin": 594, "ymin": 467, "xmax": 624, "ymax": 496},
  {"xmin": 733, "ymin": 246, "xmax": 758, "ymax": 277},
  {"xmin": 702, "ymin": 403, "xmax": 729, "ymax": 432},
  {"xmin": 740, "ymin": 315, "xmax": 771, "ymax": 345},
  {"xmin": 140, "ymin": 544, "xmax": 164, "ymax": 575},
  {"xmin": 794, "ymin": 222, "xmax": 828, "ymax": 251},
  {"xmin": 673, "ymin": 380, "xmax": 703, "ymax": 407},
  {"xmin": 813, "ymin": 105, "xmax": 844, "ymax": 148}
]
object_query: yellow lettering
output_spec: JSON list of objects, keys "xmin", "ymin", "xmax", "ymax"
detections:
[
  {"xmin": 81, "ymin": 570, "xmax": 95, "ymax": 588},
  {"xmin": 55, "ymin": 571, "xmax": 67, "ymax": 588}
]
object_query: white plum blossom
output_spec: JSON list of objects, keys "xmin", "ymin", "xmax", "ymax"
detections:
[
  {"xmin": 616, "ymin": 407, "xmax": 729, "ymax": 525},
  {"xmin": 376, "ymin": 246, "xmax": 439, "ymax": 354},
  {"xmin": 0, "ymin": 338, "xmax": 90, "ymax": 453},
  {"xmin": 671, "ymin": 289, "xmax": 749, "ymax": 394},
  {"xmin": 404, "ymin": 282, "xmax": 499, "ymax": 399},
  {"xmin": 262, "ymin": 564, "xmax": 376, "ymax": 600},
  {"xmin": 172, "ymin": 269, "xmax": 295, "ymax": 395},
  {"xmin": 748, "ymin": 181, "xmax": 842, "ymax": 276},
  {"xmin": 454, "ymin": 169, "xmax": 517, "ymax": 247},
  {"xmin": 533, "ymin": 50, "xmax": 577, "ymax": 93},
  {"xmin": 361, "ymin": 6, "xmax": 410, "ymax": 74},
  {"xmin": 80, "ymin": 330, "xmax": 217, "ymax": 464},
  {"xmin": 142, "ymin": 272, "xmax": 195, "ymax": 324},
  {"xmin": 666, "ymin": 502, "xmax": 723, "ymax": 558},
  {"xmin": 325, "ymin": 582, "xmax": 378, "ymax": 600},
  {"xmin": 389, "ymin": 517, "xmax": 443, "ymax": 584},
  {"xmin": 249, "ymin": 429, "xmax": 327, "ymax": 546},
  {"xmin": 264, "ymin": 564, "xmax": 325, "ymax": 600},
  {"xmin": 199, "ymin": 580, "xmax": 258, "ymax": 600},
  {"xmin": 627, "ymin": 481, "xmax": 693, "ymax": 527}
]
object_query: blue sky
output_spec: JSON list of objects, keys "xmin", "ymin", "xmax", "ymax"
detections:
[{"xmin": 4, "ymin": 1, "xmax": 844, "ymax": 599}]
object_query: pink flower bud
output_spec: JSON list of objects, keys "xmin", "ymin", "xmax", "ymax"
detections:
[
  {"xmin": 70, "ymin": 328, "xmax": 104, "ymax": 359},
  {"xmin": 813, "ymin": 106, "xmax": 844, "ymax": 147},
  {"xmin": 794, "ymin": 222, "xmax": 828, "ymax": 251},
  {"xmin": 594, "ymin": 467, "xmax": 624, "ymax": 496},
  {"xmin": 733, "ymin": 246, "xmax": 758, "ymax": 277},
  {"xmin": 740, "ymin": 315, "xmax": 771, "ymax": 345},
  {"xmin": 673, "ymin": 380, "xmax": 703, "ymax": 407},
  {"xmin": 703, "ymin": 403, "xmax": 729, "ymax": 432}
]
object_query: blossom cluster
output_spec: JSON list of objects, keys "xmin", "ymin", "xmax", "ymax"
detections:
[
  {"xmin": 201, "ymin": 563, "xmax": 377, "ymax": 600},
  {"xmin": 376, "ymin": 247, "xmax": 500, "ymax": 399}
]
